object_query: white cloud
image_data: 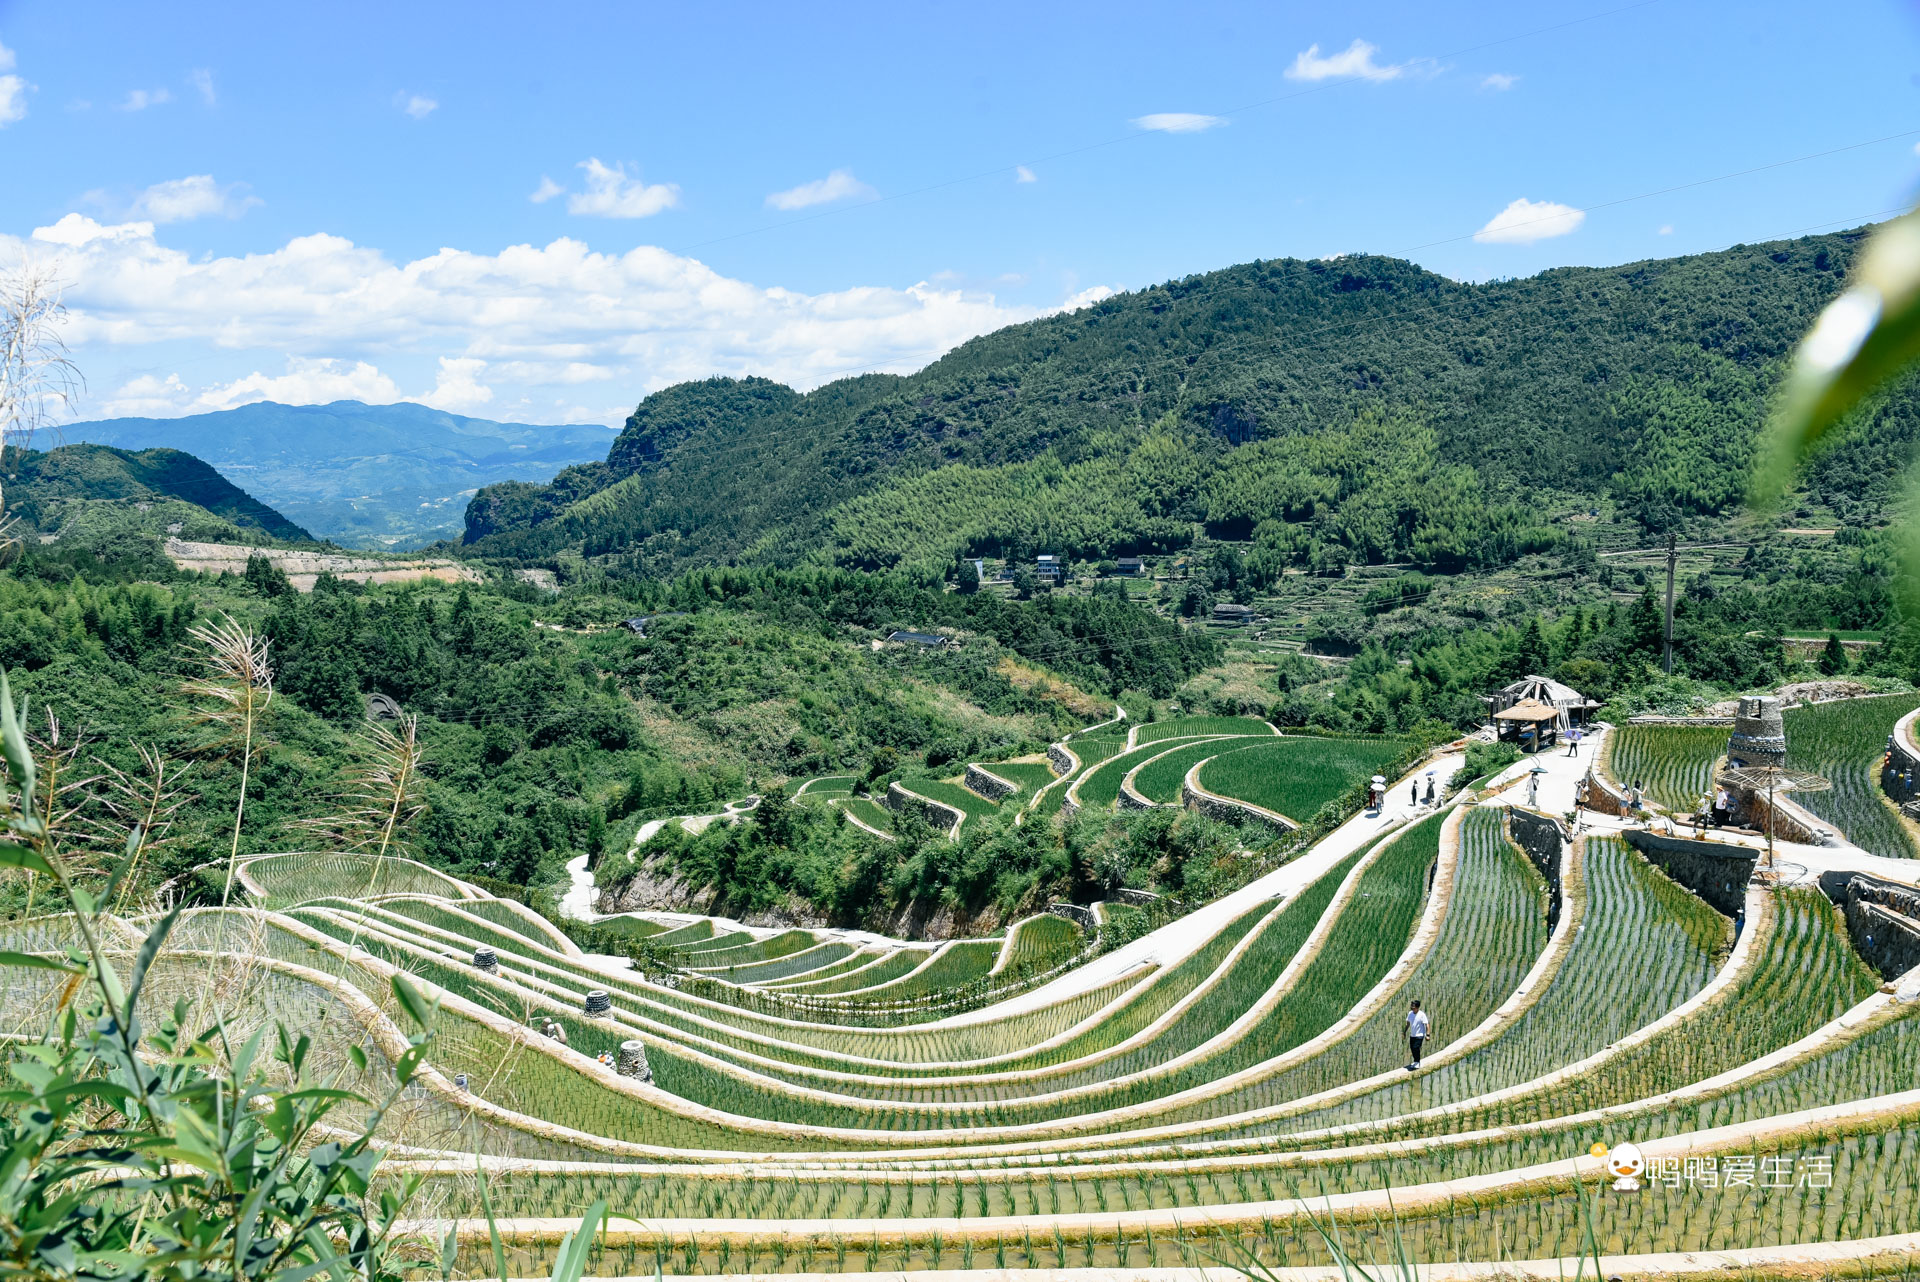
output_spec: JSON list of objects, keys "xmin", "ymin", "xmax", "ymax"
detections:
[
  {"xmin": 765, "ymin": 168, "xmax": 876, "ymax": 211},
  {"xmin": 529, "ymin": 175, "xmax": 565, "ymax": 204},
  {"xmin": 101, "ymin": 372, "xmax": 195, "ymax": 416},
  {"xmin": 127, "ymin": 175, "xmax": 260, "ymax": 223},
  {"xmin": 1473, "ymin": 197, "xmax": 1585, "ymax": 245},
  {"xmin": 423, "ymin": 356, "xmax": 493, "ymax": 412},
  {"xmin": 1015, "ymin": 165, "xmax": 1036, "ymax": 183},
  {"xmin": 1286, "ymin": 39, "xmax": 1403, "ymax": 82},
  {"xmin": 0, "ymin": 42, "xmax": 22, "ymax": 127},
  {"xmin": 120, "ymin": 87, "xmax": 171, "ymax": 111},
  {"xmin": 189, "ymin": 68, "xmax": 215, "ymax": 105},
  {"xmin": 569, "ymin": 158, "xmax": 679, "ymax": 218},
  {"xmin": 195, "ymin": 358, "xmax": 403, "ymax": 411},
  {"xmin": 15, "ymin": 216, "xmax": 1054, "ymax": 419},
  {"xmin": 399, "ymin": 92, "xmax": 437, "ymax": 120},
  {"xmin": 0, "ymin": 75, "xmax": 25, "ymax": 127},
  {"xmin": 1061, "ymin": 285, "xmax": 1117, "ymax": 312},
  {"xmin": 1132, "ymin": 112, "xmax": 1225, "ymax": 134},
  {"xmin": 1658, "ymin": 224, "xmax": 1674, "ymax": 235},
  {"xmin": 1480, "ymin": 73, "xmax": 1519, "ymax": 91}
]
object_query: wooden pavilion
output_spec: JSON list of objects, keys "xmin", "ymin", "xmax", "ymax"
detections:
[{"xmin": 1493, "ymin": 698, "xmax": 1561, "ymax": 752}]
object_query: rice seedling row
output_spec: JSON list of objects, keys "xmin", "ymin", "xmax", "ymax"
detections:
[
  {"xmin": 1134, "ymin": 716, "xmax": 1277, "ymax": 743},
  {"xmin": 1256, "ymin": 835, "xmax": 1727, "ymax": 1139},
  {"xmin": 1786, "ymin": 693, "xmax": 1920, "ymax": 859},
  {"xmin": 1603, "ymin": 724, "xmax": 1727, "ymax": 813},
  {"xmin": 1195, "ymin": 736, "xmax": 1415, "ymax": 824},
  {"xmin": 1128, "ymin": 736, "xmax": 1275, "ymax": 804}
]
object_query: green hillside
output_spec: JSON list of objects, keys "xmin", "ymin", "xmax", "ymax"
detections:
[
  {"xmin": 462, "ymin": 227, "xmax": 1902, "ymax": 576},
  {"xmin": 5, "ymin": 443, "xmax": 312, "ymax": 544}
]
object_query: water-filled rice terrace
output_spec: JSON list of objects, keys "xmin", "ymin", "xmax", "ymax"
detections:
[{"xmin": 7, "ymin": 708, "xmax": 1920, "ymax": 1280}]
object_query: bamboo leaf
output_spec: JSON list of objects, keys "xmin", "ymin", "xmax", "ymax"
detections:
[
  {"xmin": 390, "ymin": 974, "xmax": 437, "ymax": 1032},
  {"xmin": 0, "ymin": 670, "xmax": 35, "ymax": 801},
  {"xmin": 0, "ymin": 950, "xmax": 81, "ymax": 973},
  {"xmin": 1759, "ymin": 208, "xmax": 1920, "ymax": 506},
  {"xmin": 0, "ymin": 841, "xmax": 52, "ymax": 876},
  {"xmin": 549, "ymin": 1200, "xmax": 606, "ymax": 1282}
]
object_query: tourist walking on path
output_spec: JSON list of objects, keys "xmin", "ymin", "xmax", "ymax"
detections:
[
  {"xmin": 1566, "ymin": 728, "xmax": 1581, "ymax": 757},
  {"xmin": 1405, "ymin": 1000, "xmax": 1430, "ymax": 1071}
]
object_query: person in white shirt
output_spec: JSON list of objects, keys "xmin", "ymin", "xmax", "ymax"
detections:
[{"xmin": 1405, "ymin": 1000, "xmax": 1430, "ymax": 1071}]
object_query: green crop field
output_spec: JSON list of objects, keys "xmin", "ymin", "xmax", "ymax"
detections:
[
  {"xmin": 1070, "ymin": 735, "xmax": 1212, "ymax": 810},
  {"xmin": 1134, "ymin": 715, "xmax": 1276, "ymax": 744},
  {"xmin": 14, "ymin": 738, "xmax": 1913, "ymax": 1277},
  {"xmin": 973, "ymin": 760, "xmax": 1057, "ymax": 796},
  {"xmin": 834, "ymin": 796, "xmax": 897, "ymax": 834},
  {"xmin": 1785, "ymin": 693, "xmax": 1920, "ymax": 859},
  {"xmin": 1194, "ymin": 734, "xmax": 1414, "ymax": 821},
  {"xmin": 1128, "ymin": 735, "xmax": 1275, "ymax": 803},
  {"xmin": 998, "ymin": 912, "xmax": 1083, "ymax": 973},
  {"xmin": 1603, "ymin": 723, "xmax": 1727, "ymax": 812},
  {"xmin": 896, "ymin": 777, "xmax": 1000, "ymax": 825}
]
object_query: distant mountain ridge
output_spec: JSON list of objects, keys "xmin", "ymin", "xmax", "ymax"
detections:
[
  {"xmin": 459, "ymin": 227, "xmax": 1911, "ymax": 578},
  {"xmin": 64, "ymin": 401, "xmax": 617, "ymax": 549}
]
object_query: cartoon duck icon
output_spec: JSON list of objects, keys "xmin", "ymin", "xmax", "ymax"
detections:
[{"xmin": 1596, "ymin": 1141, "xmax": 1645, "ymax": 1192}]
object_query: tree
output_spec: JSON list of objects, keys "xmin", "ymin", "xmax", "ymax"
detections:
[
  {"xmin": 956, "ymin": 558, "xmax": 980, "ymax": 593},
  {"xmin": 1012, "ymin": 565, "xmax": 1038, "ymax": 600},
  {"xmin": 0, "ymin": 262, "xmax": 82, "ymax": 560},
  {"xmin": 1818, "ymin": 631, "xmax": 1851, "ymax": 676}
]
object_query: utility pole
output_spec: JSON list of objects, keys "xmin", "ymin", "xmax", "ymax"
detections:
[{"xmin": 1662, "ymin": 531, "xmax": 1678, "ymax": 674}]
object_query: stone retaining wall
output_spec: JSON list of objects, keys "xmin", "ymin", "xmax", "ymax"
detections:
[
  {"xmin": 1046, "ymin": 902, "xmax": 1099, "ymax": 933},
  {"xmin": 884, "ymin": 782, "xmax": 965, "ymax": 838},
  {"xmin": 1818, "ymin": 871, "xmax": 1920, "ymax": 981},
  {"xmin": 1118, "ymin": 777, "xmax": 1158, "ymax": 811},
  {"xmin": 1845, "ymin": 900, "xmax": 1920, "ymax": 982},
  {"xmin": 1046, "ymin": 743, "xmax": 1077, "ymax": 777},
  {"xmin": 1622, "ymin": 829, "xmax": 1755, "ymax": 917},
  {"xmin": 1181, "ymin": 763, "xmax": 1297, "ymax": 833},
  {"xmin": 1628, "ymin": 714, "xmax": 1735, "ymax": 727},
  {"xmin": 1580, "ymin": 769, "xmax": 1629, "ymax": 818},
  {"xmin": 1734, "ymin": 786, "xmax": 1841, "ymax": 846},
  {"xmin": 1504, "ymin": 807, "xmax": 1566, "ymax": 926},
  {"xmin": 963, "ymin": 764, "xmax": 1019, "ymax": 802},
  {"xmin": 1883, "ymin": 706, "xmax": 1920, "ymax": 805}
]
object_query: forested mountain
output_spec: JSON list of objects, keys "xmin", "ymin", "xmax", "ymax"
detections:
[
  {"xmin": 67, "ymin": 400, "xmax": 616, "ymax": 548},
  {"xmin": 6, "ymin": 443, "xmax": 311, "ymax": 542},
  {"xmin": 463, "ymin": 227, "xmax": 1908, "ymax": 578}
]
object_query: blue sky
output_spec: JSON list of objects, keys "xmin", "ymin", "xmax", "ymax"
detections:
[{"xmin": 3, "ymin": 0, "xmax": 1919, "ymax": 426}]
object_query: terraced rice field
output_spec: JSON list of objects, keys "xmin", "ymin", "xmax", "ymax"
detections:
[
  {"xmin": 1127, "ymin": 735, "xmax": 1274, "ymax": 803},
  {"xmin": 1786, "ymin": 693, "xmax": 1920, "ymax": 859},
  {"xmin": 974, "ymin": 761, "xmax": 1058, "ymax": 796},
  {"xmin": 1604, "ymin": 723, "xmax": 1727, "ymax": 812},
  {"xmin": 897, "ymin": 777, "xmax": 1001, "ymax": 824},
  {"xmin": 1133, "ymin": 715, "xmax": 1276, "ymax": 743},
  {"xmin": 1195, "ymin": 734, "xmax": 1414, "ymax": 822},
  {"xmin": 11, "ymin": 701, "xmax": 1918, "ymax": 1280},
  {"xmin": 835, "ymin": 796, "xmax": 897, "ymax": 834}
]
